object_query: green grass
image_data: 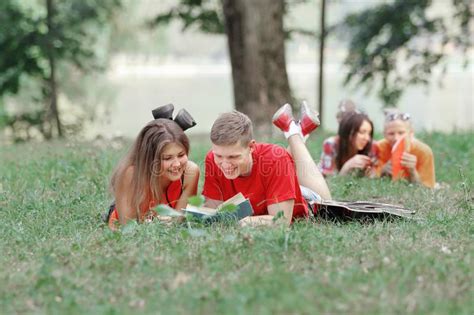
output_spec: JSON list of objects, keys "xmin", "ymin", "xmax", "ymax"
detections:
[{"xmin": 1, "ymin": 131, "xmax": 473, "ymax": 314}]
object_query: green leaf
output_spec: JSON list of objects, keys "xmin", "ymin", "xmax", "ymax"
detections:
[
  {"xmin": 187, "ymin": 195, "xmax": 205, "ymax": 207},
  {"xmin": 218, "ymin": 203, "xmax": 237, "ymax": 214},
  {"xmin": 272, "ymin": 210, "xmax": 285, "ymax": 222}
]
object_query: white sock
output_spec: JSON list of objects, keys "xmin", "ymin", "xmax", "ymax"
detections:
[{"xmin": 283, "ymin": 121, "xmax": 303, "ymax": 140}]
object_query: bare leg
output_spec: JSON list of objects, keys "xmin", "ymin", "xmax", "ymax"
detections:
[
  {"xmin": 272, "ymin": 102, "xmax": 331, "ymax": 200},
  {"xmin": 287, "ymin": 135, "xmax": 332, "ymax": 200}
]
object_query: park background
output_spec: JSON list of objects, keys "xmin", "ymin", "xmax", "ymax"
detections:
[{"xmin": 1, "ymin": 0, "xmax": 473, "ymax": 314}]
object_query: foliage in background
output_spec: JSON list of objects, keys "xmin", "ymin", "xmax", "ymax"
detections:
[
  {"xmin": 148, "ymin": 0, "xmax": 314, "ymax": 37},
  {"xmin": 339, "ymin": 0, "xmax": 473, "ymax": 107},
  {"xmin": 149, "ymin": 0, "xmax": 225, "ymax": 34},
  {"xmin": 0, "ymin": 0, "xmax": 121, "ymax": 141}
]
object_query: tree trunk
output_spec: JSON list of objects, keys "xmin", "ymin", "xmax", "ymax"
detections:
[
  {"xmin": 222, "ymin": 0, "xmax": 292, "ymax": 132},
  {"xmin": 318, "ymin": 0, "xmax": 326, "ymax": 124},
  {"xmin": 46, "ymin": 0, "xmax": 63, "ymax": 138}
]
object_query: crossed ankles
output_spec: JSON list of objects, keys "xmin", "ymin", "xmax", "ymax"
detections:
[{"xmin": 272, "ymin": 101, "xmax": 320, "ymax": 140}]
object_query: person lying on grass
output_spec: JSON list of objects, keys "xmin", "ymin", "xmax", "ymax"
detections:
[
  {"xmin": 335, "ymin": 99, "xmax": 357, "ymax": 123},
  {"xmin": 105, "ymin": 105, "xmax": 200, "ymax": 229},
  {"xmin": 374, "ymin": 110, "xmax": 436, "ymax": 188},
  {"xmin": 202, "ymin": 106, "xmax": 331, "ymax": 227},
  {"xmin": 318, "ymin": 110, "xmax": 376, "ymax": 177}
]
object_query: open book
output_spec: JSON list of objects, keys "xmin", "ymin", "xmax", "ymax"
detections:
[{"xmin": 183, "ymin": 193, "xmax": 253, "ymax": 223}]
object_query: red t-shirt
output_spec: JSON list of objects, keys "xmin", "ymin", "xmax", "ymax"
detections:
[
  {"xmin": 108, "ymin": 179, "xmax": 182, "ymax": 228},
  {"xmin": 202, "ymin": 143, "xmax": 308, "ymax": 219}
]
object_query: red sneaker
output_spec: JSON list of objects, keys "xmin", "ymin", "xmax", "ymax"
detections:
[
  {"xmin": 272, "ymin": 103, "xmax": 294, "ymax": 132},
  {"xmin": 299, "ymin": 101, "xmax": 320, "ymax": 136}
]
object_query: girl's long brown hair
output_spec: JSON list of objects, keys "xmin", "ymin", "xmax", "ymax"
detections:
[
  {"xmin": 110, "ymin": 119, "xmax": 190, "ymax": 220},
  {"xmin": 335, "ymin": 112, "xmax": 373, "ymax": 171}
]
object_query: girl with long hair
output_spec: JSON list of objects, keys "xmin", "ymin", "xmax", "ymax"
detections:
[
  {"xmin": 319, "ymin": 112, "xmax": 375, "ymax": 176},
  {"xmin": 106, "ymin": 105, "xmax": 200, "ymax": 228}
]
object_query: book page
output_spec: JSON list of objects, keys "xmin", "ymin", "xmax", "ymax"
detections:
[
  {"xmin": 218, "ymin": 192, "xmax": 246, "ymax": 209},
  {"xmin": 185, "ymin": 205, "xmax": 218, "ymax": 215}
]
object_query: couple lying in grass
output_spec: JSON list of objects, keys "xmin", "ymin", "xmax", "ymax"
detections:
[{"xmin": 106, "ymin": 102, "xmax": 434, "ymax": 229}]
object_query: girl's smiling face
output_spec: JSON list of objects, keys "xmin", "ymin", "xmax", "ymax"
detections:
[{"xmin": 160, "ymin": 142, "xmax": 188, "ymax": 181}]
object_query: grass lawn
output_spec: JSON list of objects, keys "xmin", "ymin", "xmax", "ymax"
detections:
[{"xmin": 0, "ymin": 131, "xmax": 472, "ymax": 314}]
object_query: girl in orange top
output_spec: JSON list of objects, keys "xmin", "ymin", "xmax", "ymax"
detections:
[
  {"xmin": 374, "ymin": 111, "xmax": 435, "ymax": 188},
  {"xmin": 106, "ymin": 105, "xmax": 200, "ymax": 228}
]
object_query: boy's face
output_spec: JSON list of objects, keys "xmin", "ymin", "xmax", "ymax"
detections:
[
  {"xmin": 211, "ymin": 140, "xmax": 255, "ymax": 179},
  {"xmin": 384, "ymin": 120, "xmax": 412, "ymax": 146}
]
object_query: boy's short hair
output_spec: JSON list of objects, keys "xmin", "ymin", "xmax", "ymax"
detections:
[{"xmin": 210, "ymin": 111, "xmax": 253, "ymax": 146}]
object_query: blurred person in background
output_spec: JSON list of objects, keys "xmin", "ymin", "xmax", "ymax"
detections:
[
  {"xmin": 335, "ymin": 99, "xmax": 357, "ymax": 123},
  {"xmin": 318, "ymin": 109, "xmax": 376, "ymax": 177},
  {"xmin": 374, "ymin": 109, "xmax": 435, "ymax": 188}
]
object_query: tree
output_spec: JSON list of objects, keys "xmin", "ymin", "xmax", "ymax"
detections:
[
  {"xmin": 0, "ymin": 0, "xmax": 121, "ymax": 139},
  {"xmin": 222, "ymin": 0, "xmax": 292, "ymax": 128},
  {"xmin": 151, "ymin": 0, "xmax": 293, "ymax": 129},
  {"xmin": 317, "ymin": 0, "xmax": 326, "ymax": 121},
  {"xmin": 339, "ymin": 0, "xmax": 473, "ymax": 107}
]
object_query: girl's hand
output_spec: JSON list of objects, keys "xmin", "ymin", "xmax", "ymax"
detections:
[
  {"xmin": 401, "ymin": 152, "xmax": 417, "ymax": 172},
  {"xmin": 340, "ymin": 154, "xmax": 371, "ymax": 175},
  {"xmin": 347, "ymin": 154, "xmax": 372, "ymax": 169}
]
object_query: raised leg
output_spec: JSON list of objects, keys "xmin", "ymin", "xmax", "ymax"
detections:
[
  {"xmin": 287, "ymin": 134, "xmax": 331, "ymax": 200},
  {"xmin": 272, "ymin": 102, "xmax": 331, "ymax": 201}
]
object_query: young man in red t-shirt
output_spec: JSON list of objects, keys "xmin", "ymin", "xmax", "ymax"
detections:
[{"xmin": 202, "ymin": 105, "xmax": 331, "ymax": 226}]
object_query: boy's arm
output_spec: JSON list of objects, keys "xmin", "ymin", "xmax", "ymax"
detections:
[
  {"xmin": 239, "ymin": 200, "xmax": 294, "ymax": 227},
  {"xmin": 241, "ymin": 150, "xmax": 298, "ymax": 227}
]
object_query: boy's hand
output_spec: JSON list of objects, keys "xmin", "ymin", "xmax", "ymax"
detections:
[{"xmin": 401, "ymin": 152, "xmax": 417, "ymax": 172}]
